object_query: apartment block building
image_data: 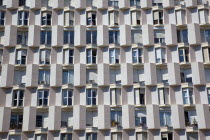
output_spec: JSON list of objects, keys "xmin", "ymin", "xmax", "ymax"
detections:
[{"xmin": 1, "ymin": 0, "xmax": 210, "ymax": 140}]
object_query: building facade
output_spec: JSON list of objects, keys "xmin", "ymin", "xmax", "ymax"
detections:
[{"xmin": 1, "ymin": 0, "xmax": 210, "ymax": 139}]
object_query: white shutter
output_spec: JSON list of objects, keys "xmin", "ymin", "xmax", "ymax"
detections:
[
  {"xmin": 43, "ymin": 117, "xmax": 48, "ymax": 128},
  {"xmin": 93, "ymin": 117, "xmax": 98, "ymax": 127},
  {"xmin": 116, "ymin": 89, "xmax": 121, "ymax": 105},
  {"xmin": 131, "ymin": 11, "xmax": 137, "ymax": 25},
  {"xmin": 114, "ymin": 11, "xmax": 119, "ymax": 24},
  {"xmin": 40, "ymin": 50, "xmax": 45, "ymax": 62},
  {"xmin": 153, "ymin": 11, "xmax": 159, "ymax": 20},
  {"xmin": 64, "ymin": 49, "xmax": 69, "ymax": 64},
  {"xmin": 203, "ymin": 48, "xmax": 209, "ymax": 62},
  {"xmin": 116, "ymin": 69, "xmax": 121, "ymax": 81},
  {"xmin": 199, "ymin": 10, "xmax": 205, "ymax": 24},
  {"xmin": 158, "ymin": 88, "xmax": 165, "ymax": 104},
  {"xmin": 111, "ymin": 89, "xmax": 116, "ymax": 105},
  {"xmin": 112, "ymin": 133, "xmax": 117, "ymax": 140},
  {"xmin": 14, "ymin": 71, "xmax": 21, "ymax": 85},
  {"xmin": 154, "ymin": 30, "xmax": 165, "ymax": 38},
  {"xmin": 135, "ymin": 89, "xmax": 140, "ymax": 104},
  {"xmin": 21, "ymin": 71, "xmax": 26, "ymax": 84},
  {"xmin": 155, "ymin": 48, "xmax": 162, "ymax": 61},
  {"xmin": 109, "ymin": 12, "xmax": 114, "ymax": 25},
  {"xmin": 64, "ymin": 12, "xmax": 70, "ymax": 26},
  {"xmin": 68, "ymin": 117, "xmax": 73, "ymax": 127}
]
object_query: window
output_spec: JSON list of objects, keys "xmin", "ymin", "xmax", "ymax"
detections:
[
  {"xmin": 109, "ymin": 31, "xmax": 120, "ymax": 44},
  {"xmin": 111, "ymin": 111, "xmax": 122, "ymax": 127},
  {"xmin": 109, "ymin": 11, "xmax": 119, "ymax": 26},
  {"xmin": 40, "ymin": 49, "xmax": 51, "ymax": 64},
  {"xmin": 17, "ymin": 31, "xmax": 28, "ymax": 45},
  {"xmin": 87, "ymin": 11, "xmax": 96, "ymax": 25},
  {"xmin": 182, "ymin": 88, "xmax": 193, "ymax": 104},
  {"xmin": 61, "ymin": 133, "xmax": 72, "ymax": 140},
  {"xmin": 134, "ymin": 88, "xmax": 145, "ymax": 105},
  {"xmin": 111, "ymin": 133, "xmax": 122, "ymax": 140},
  {"xmin": 110, "ymin": 69, "xmax": 121, "ymax": 84},
  {"xmin": 179, "ymin": 48, "xmax": 189, "ymax": 63},
  {"xmin": 41, "ymin": 12, "xmax": 52, "ymax": 26},
  {"xmin": 86, "ymin": 111, "xmax": 98, "ymax": 127},
  {"xmin": 108, "ymin": 0, "xmax": 119, "ymax": 7},
  {"xmin": 158, "ymin": 88, "xmax": 169, "ymax": 105},
  {"xmin": 208, "ymin": 88, "xmax": 210, "ymax": 104},
  {"xmin": 87, "ymin": 89, "xmax": 97, "ymax": 105},
  {"xmin": 86, "ymin": 69, "xmax": 97, "ymax": 84},
  {"xmin": 64, "ymin": 31, "xmax": 74, "ymax": 45},
  {"xmin": 177, "ymin": 29, "xmax": 188, "ymax": 43},
  {"xmin": 40, "ymin": 31, "xmax": 51, "ymax": 45},
  {"xmin": 0, "ymin": 31, "xmax": 4, "ymax": 45},
  {"xmin": 131, "ymin": 30, "xmax": 142, "ymax": 44},
  {"xmin": 198, "ymin": 9, "xmax": 209, "ymax": 24},
  {"xmin": 14, "ymin": 70, "xmax": 26, "ymax": 85},
  {"xmin": 187, "ymin": 133, "xmax": 198, "ymax": 140},
  {"xmin": 201, "ymin": 29, "xmax": 210, "ymax": 43},
  {"xmin": 136, "ymin": 133, "xmax": 147, "ymax": 140},
  {"xmin": 36, "ymin": 115, "xmax": 43, "ymax": 127},
  {"xmin": 0, "ymin": 0, "xmax": 2, "ymax": 6},
  {"xmin": 0, "ymin": 11, "xmax": 5, "ymax": 25},
  {"xmin": 86, "ymin": 133, "xmax": 97, "ymax": 140},
  {"xmin": 161, "ymin": 133, "xmax": 173, "ymax": 140},
  {"xmin": 130, "ymin": 0, "xmax": 140, "ymax": 7},
  {"xmin": 87, "ymin": 0, "xmax": 95, "ymax": 7},
  {"xmin": 152, "ymin": 0, "xmax": 163, "ymax": 6},
  {"xmin": 16, "ymin": 49, "xmax": 27, "ymax": 64},
  {"xmin": 12, "ymin": 90, "xmax": 24, "ymax": 107},
  {"xmin": 135, "ymin": 110, "xmax": 147, "ymax": 127},
  {"xmin": 155, "ymin": 48, "xmax": 165, "ymax": 63},
  {"xmin": 132, "ymin": 48, "xmax": 143, "ymax": 63},
  {"xmin": 62, "ymin": 89, "xmax": 73, "ymax": 106},
  {"xmin": 87, "ymin": 49, "xmax": 97, "ymax": 64},
  {"xmin": 133, "ymin": 69, "xmax": 145, "ymax": 84},
  {"xmin": 87, "ymin": 31, "xmax": 97, "ymax": 45},
  {"xmin": 63, "ymin": 70, "xmax": 74, "ymax": 85},
  {"xmin": 10, "ymin": 114, "xmax": 23, "ymax": 129},
  {"xmin": 180, "ymin": 69, "xmax": 192, "ymax": 83},
  {"xmin": 39, "ymin": 70, "xmax": 50, "ymax": 85},
  {"xmin": 37, "ymin": 90, "xmax": 49, "ymax": 106},
  {"xmin": 19, "ymin": 0, "xmax": 26, "ymax": 6},
  {"xmin": 153, "ymin": 10, "xmax": 163, "ymax": 25},
  {"xmin": 203, "ymin": 48, "xmax": 210, "ymax": 62},
  {"xmin": 154, "ymin": 30, "xmax": 165, "ymax": 44},
  {"xmin": 184, "ymin": 110, "xmax": 197, "ymax": 127},
  {"xmin": 35, "ymin": 134, "xmax": 47, "ymax": 140},
  {"xmin": 63, "ymin": 49, "xmax": 74, "ymax": 64},
  {"xmin": 157, "ymin": 69, "xmax": 168, "ymax": 84},
  {"xmin": 109, "ymin": 48, "xmax": 120, "ymax": 64},
  {"xmin": 64, "ymin": 11, "xmax": 74, "ymax": 26},
  {"xmin": 110, "ymin": 88, "xmax": 121, "ymax": 105},
  {"xmin": 18, "ymin": 11, "xmax": 29, "ymax": 26},
  {"xmin": 175, "ymin": 10, "xmax": 186, "ymax": 25},
  {"xmin": 159, "ymin": 111, "xmax": 172, "ymax": 127}
]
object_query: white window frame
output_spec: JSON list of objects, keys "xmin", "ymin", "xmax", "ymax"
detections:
[
  {"xmin": 179, "ymin": 48, "xmax": 189, "ymax": 63},
  {"xmin": 40, "ymin": 49, "xmax": 51, "ymax": 64},
  {"xmin": 153, "ymin": 10, "xmax": 163, "ymax": 25},
  {"xmin": 63, "ymin": 49, "xmax": 74, "ymax": 64},
  {"xmin": 64, "ymin": 11, "xmax": 74, "ymax": 26},
  {"xmin": 63, "ymin": 30, "xmax": 74, "ymax": 45},
  {"xmin": 40, "ymin": 31, "xmax": 51, "ymax": 45},
  {"xmin": 159, "ymin": 111, "xmax": 172, "ymax": 127},
  {"xmin": 41, "ymin": 11, "xmax": 52, "ymax": 26},
  {"xmin": 62, "ymin": 70, "xmax": 74, "ymax": 85},
  {"xmin": 177, "ymin": 29, "xmax": 188, "ymax": 43},
  {"xmin": 130, "ymin": 0, "xmax": 141, "ymax": 7},
  {"xmin": 110, "ymin": 88, "xmax": 121, "ymax": 105},
  {"xmin": 182, "ymin": 88, "xmax": 193, "ymax": 105},
  {"xmin": 37, "ymin": 90, "xmax": 49, "ymax": 106},
  {"xmin": 87, "ymin": 11, "xmax": 96, "ymax": 26},
  {"xmin": 62, "ymin": 89, "xmax": 73, "ymax": 106},
  {"xmin": 134, "ymin": 88, "xmax": 145, "ymax": 105},
  {"xmin": 158, "ymin": 88, "xmax": 169, "ymax": 105},
  {"xmin": 111, "ymin": 110, "xmax": 122, "ymax": 127},
  {"xmin": 87, "ymin": 49, "xmax": 97, "ymax": 64},
  {"xmin": 108, "ymin": 0, "xmax": 119, "ymax": 7},
  {"xmin": 86, "ymin": 133, "xmax": 97, "ymax": 140},
  {"xmin": 16, "ymin": 49, "xmax": 27, "ymax": 64},
  {"xmin": 155, "ymin": 48, "xmax": 165, "ymax": 63},
  {"xmin": 38, "ymin": 69, "xmax": 50, "ymax": 85},
  {"xmin": 131, "ymin": 11, "xmax": 141, "ymax": 25},
  {"xmin": 17, "ymin": 31, "xmax": 28, "ymax": 45},
  {"xmin": 132, "ymin": 48, "xmax": 143, "ymax": 64},
  {"xmin": 86, "ymin": 89, "xmax": 97, "ymax": 105},
  {"xmin": 109, "ymin": 48, "xmax": 120, "ymax": 64},
  {"xmin": 109, "ymin": 11, "xmax": 119, "ymax": 26},
  {"xmin": 18, "ymin": 11, "xmax": 29, "ymax": 26},
  {"xmin": 12, "ymin": 90, "xmax": 24, "ymax": 107},
  {"xmin": 86, "ymin": 30, "xmax": 97, "ymax": 44}
]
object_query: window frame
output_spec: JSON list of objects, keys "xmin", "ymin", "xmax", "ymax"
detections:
[
  {"xmin": 12, "ymin": 90, "xmax": 24, "ymax": 107},
  {"xmin": 86, "ymin": 89, "xmax": 97, "ymax": 105},
  {"xmin": 62, "ymin": 89, "xmax": 73, "ymax": 106},
  {"xmin": 37, "ymin": 90, "xmax": 49, "ymax": 106}
]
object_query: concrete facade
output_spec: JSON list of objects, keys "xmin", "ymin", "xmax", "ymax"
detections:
[{"xmin": 1, "ymin": 0, "xmax": 210, "ymax": 140}]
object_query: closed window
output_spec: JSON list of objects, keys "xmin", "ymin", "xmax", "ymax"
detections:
[
  {"xmin": 14, "ymin": 70, "xmax": 26, "ymax": 85},
  {"xmin": 38, "ymin": 70, "xmax": 50, "ymax": 85},
  {"xmin": 109, "ymin": 48, "xmax": 120, "ymax": 64},
  {"xmin": 154, "ymin": 30, "xmax": 165, "ymax": 44},
  {"xmin": 86, "ymin": 133, "xmax": 97, "ymax": 140},
  {"xmin": 16, "ymin": 49, "xmax": 27, "ymax": 64},
  {"xmin": 177, "ymin": 29, "xmax": 188, "ymax": 43},
  {"xmin": 135, "ymin": 109, "xmax": 147, "ymax": 127},
  {"xmin": 40, "ymin": 49, "xmax": 51, "ymax": 64},
  {"xmin": 182, "ymin": 88, "xmax": 193, "ymax": 104},
  {"xmin": 179, "ymin": 48, "xmax": 189, "ymax": 63},
  {"xmin": 37, "ymin": 90, "xmax": 49, "ymax": 106},
  {"xmin": 87, "ymin": 11, "xmax": 96, "ymax": 25},
  {"xmin": 86, "ymin": 31, "xmax": 97, "ymax": 44},
  {"xmin": 19, "ymin": 0, "xmax": 26, "ymax": 6},
  {"xmin": 35, "ymin": 134, "xmax": 47, "ymax": 140},
  {"xmin": 41, "ymin": 31, "xmax": 51, "ymax": 45},
  {"xmin": 17, "ymin": 31, "xmax": 28, "ymax": 45},
  {"xmin": 87, "ymin": 89, "xmax": 97, "ymax": 105},
  {"xmin": 108, "ymin": 0, "xmax": 119, "ymax": 7},
  {"xmin": 61, "ymin": 133, "xmax": 72, "ymax": 140},
  {"xmin": 109, "ymin": 11, "xmax": 119, "ymax": 26},
  {"xmin": 12, "ymin": 90, "xmax": 24, "ymax": 107},
  {"xmin": 63, "ymin": 49, "xmax": 74, "ymax": 64},
  {"xmin": 62, "ymin": 89, "xmax": 73, "ymax": 106},
  {"xmin": 111, "ymin": 111, "xmax": 122, "ymax": 127},
  {"xmin": 63, "ymin": 70, "xmax": 74, "ymax": 85},
  {"xmin": 0, "ymin": 11, "xmax": 5, "ymax": 25},
  {"xmin": 130, "ymin": 0, "xmax": 140, "ymax": 7},
  {"xmin": 153, "ymin": 10, "xmax": 163, "ymax": 25},
  {"xmin": 41, "ymin": 12, "xmax": 52, "ymax": 26},
  {"xmin": 109, "ymin": 31, "xmax": 120, "ymax": 44},
  {"xmin": 64, "ymin": 31, "xmax": 74, "ymax": 45},
  {"xmin": 201, "ymin": 29, "xmax": 210, "ymax": 43},
  {"xmin": 18, "ymin": 11, "xmax": 29, "ymax": 25},
  {"xmin": 132, "ymin": 48, "xmax": 142, "ymax": 63},
  {"xmin": 159, "ymin": 111, "xmax": 172, "ymax": 127},
  {"xmin": 10, "ymin": 114, "xmax": 23, "ymax": 129},
  {"xmin": 64, "ymin": 11, "xmax": 74, "ymax": 26},
  {"xmin": 87, "ymin": 49, "xmax": 97, "ymax": 64},
  {"xmin": 158, "ymin": 88, "xmax": 169, "ymax": 105}
]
